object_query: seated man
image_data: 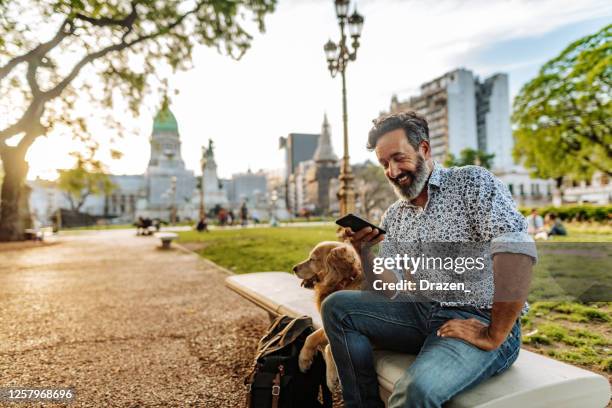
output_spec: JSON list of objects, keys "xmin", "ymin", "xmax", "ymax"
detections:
[
  {"xmin": 546, "ymin": 213, "xmax": 567, "ymax": 236},
  {"xmin": 324, "ymin": 111, "xmax": 536, "ymax": 408}
]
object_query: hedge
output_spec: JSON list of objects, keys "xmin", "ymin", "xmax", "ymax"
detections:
[{"xmin": 519, "ymin": 205, "xmax": 612, "ymax": 222}]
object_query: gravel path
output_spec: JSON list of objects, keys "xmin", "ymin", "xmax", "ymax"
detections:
[{"xmin": 0, "ymin": 230, "xmax": 270, "ymax": 407}]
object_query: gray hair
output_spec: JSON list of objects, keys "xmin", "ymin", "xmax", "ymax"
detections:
[{"xmin": 366, "ymin": 111, "xmax": 429, "ymax": 151}]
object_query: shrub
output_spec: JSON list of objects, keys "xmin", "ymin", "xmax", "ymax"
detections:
[{"xmin": 519, "ymin": 205, "xmax": 612, "ymax": 222}]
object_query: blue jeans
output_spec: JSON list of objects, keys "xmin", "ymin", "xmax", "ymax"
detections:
[{"xmin": 321, "ymin": 291, "xmax": 521, "ymax": 408}]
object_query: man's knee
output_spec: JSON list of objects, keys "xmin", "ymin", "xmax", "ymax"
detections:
[
  {"xmin": 321, "ymin": 290, "xmax": 354, "ymax": 328},
  {"xmin": 392, "ymin": 373, "xmax": 445, "ymax": 408}
]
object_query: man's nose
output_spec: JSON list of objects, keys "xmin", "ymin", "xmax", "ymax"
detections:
[{"xmin": 388, "ymin": 162, "xmax": 401, "ymax": 178}]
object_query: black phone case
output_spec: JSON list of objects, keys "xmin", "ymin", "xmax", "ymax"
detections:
[{"xmin": 335, "ymin": 213, "xmax": 386, "ymax": 234}]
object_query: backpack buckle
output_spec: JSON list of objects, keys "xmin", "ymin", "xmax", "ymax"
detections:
[{"xmin": 271, "ymin": 385, "xmax": 280, "ymax": 396}]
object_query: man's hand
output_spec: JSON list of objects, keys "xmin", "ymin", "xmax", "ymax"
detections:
[
  {"xmin": 437, "ymin": 318, "xmax": 505, "ymax": 351},
  {"xmin": 340, "ymin": 227, "xmax": 384, "ymax": 253}
]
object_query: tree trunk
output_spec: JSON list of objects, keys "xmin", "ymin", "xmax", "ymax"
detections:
[
  {"xmin": 552, "ymin": 177, "xmax": 564, "ymax": 207},
  {"xmin": 0, "ymin": 147, "xmax": 30, "ymax": 241}
]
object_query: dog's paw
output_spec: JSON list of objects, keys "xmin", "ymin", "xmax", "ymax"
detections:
[
  {"xmin": 324, "ymin": 345, "xmax": 339, "ymax": 390},
  {"xmin": 298, "ymin": 347, "xmax": 315, "ymax": 373}
]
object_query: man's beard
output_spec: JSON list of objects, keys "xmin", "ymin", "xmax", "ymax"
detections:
[{"xmin": 388, "ymin": 155, "xmax": 430, "ymax": 201}]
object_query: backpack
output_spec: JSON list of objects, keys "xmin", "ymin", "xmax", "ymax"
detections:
[{"xmin": 244, "ymin": 315, "xmax": 333, "ymax": 408}]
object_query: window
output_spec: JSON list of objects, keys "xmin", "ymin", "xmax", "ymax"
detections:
[
  {"xmin": 508, "ymin": 183, "xmax": 514, "ymax": 195},
  {"xmin": 519, "ymin": 184, "xmax": 525, "ymax": 196}
]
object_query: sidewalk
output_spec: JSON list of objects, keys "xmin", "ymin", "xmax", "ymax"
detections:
[{"xmin": 0, "ymin": 230, "xmax": 268, "ymax": 407}]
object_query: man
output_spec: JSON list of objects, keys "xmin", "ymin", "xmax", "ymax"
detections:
[
  {"xmin": 526, "ymin": 208, "xmax": 546, "ymax": 239},
  {"xmin": 322, "ymin": 111, "xmax": 536, "ymax": 408}
]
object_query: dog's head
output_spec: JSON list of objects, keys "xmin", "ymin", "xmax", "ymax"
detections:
[{"xmin": 292, "ymin": 241, "xmax": 361, "ymax": 290}]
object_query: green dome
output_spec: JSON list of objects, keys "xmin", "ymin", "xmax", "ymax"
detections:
[{"xmin": 153, "ymin": 109, "xmax": 178, "ymax": 132}]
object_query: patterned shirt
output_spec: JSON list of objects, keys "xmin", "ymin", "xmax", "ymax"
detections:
[{"xmin": 379, "ymin": 162, "xmax": 537, "ymax": 308}]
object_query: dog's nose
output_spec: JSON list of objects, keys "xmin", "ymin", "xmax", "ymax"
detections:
[{"xmin": 292, "ymin": 266, "xmax": 298, "ymax": 274}]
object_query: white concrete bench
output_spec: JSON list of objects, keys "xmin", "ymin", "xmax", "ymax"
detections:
[
  {"xmin": 154, "ymin": 232, "xmax": 178, "ymax": 249},
  {"xmin": 226, "ymin": 272, "xmax": 611, "ymax": 408}
]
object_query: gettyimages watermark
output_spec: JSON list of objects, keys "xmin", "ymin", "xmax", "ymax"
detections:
[{"xmin": 357, "ymin": 241, "xmax": 611, "ymax": 304}]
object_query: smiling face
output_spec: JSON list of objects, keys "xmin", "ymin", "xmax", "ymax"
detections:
[{"xmin": 375, "ymin": 128, "xmax": 432, "ymax": 201}]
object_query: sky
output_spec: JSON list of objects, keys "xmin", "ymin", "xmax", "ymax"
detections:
[{"xmin": 25, "ymin": 0, "xmax": 612, "ymax": 180}]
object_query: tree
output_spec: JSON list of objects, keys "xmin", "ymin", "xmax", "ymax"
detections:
[
  {"xmin": 57, "ymin": 150, "xmax": 115, "ymax": 213},
  {"xmin": 354, "ymin": 161, "xmax": 396, "ymax": 221},
  {"xmin": 444, "ymin": 148, "xmax": 495, "ymax": 169},
  {"xmin": 0, "ymin": 0, "xmax": 276, "ymax": 241},
  {"xmin": 512, "ymin": 24, "xmax": 612, "ymax": 197}
]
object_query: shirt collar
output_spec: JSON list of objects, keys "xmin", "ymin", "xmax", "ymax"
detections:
[{"xmin": 428, "ymin": 161, "xmax": 443, "ymax": 188}]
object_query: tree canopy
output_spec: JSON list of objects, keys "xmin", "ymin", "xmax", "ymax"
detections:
[
  {"xmin": 57, "ymin": 148, "xmax": 115, "ymax": 212},
  {"xmin": 512, "ymin": 24, "xmax": 612, "ymax": 182},
  {"xmin": 0, "ymin": 0, "xmax": 276, "ymax": 240},
  {"xmin": 354, "ymin": 161, "xmax": 395, "ymax": 220}
]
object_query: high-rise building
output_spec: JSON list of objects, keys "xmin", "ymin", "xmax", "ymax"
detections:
[
  {"xmin": 475, "ymin": 74, "xmax": 514, "ymax": 170},
  {"xmin": 279, "ymin": 133, "xmax": 319, "ymax": 178},
  {"xmin": 279, "ymin": 132, "xmax": 319, "ymax": 213},
  {"xmin": 390, "ymin": 68, "xmax": 477, "ymax": 164}
]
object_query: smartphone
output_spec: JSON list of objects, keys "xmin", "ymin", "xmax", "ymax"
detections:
[{"xmin": 335, "ymin": 213, "xmax": 386, "ymax": 234}]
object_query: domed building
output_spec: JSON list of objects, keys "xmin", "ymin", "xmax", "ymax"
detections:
[
  {"xmin": 30, "ymin": 108, "xmax": 229, "ymax": 224},
  {"xmin": 142, "ymin": 109, "xmax": 197, "ymax": 218}
]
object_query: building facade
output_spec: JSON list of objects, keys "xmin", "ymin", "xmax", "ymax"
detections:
[
  {"xmin": 305, "ymin": 114, "xmax": 340, "ymax": 214},
  {"xmin": 29, "ymin": 109, "xmax": 229, "ymax": 224}
]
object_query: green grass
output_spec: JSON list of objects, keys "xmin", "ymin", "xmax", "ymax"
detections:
[{"xmin": 178, "ymin": 226, "xmax": 337, "ymax": 274}]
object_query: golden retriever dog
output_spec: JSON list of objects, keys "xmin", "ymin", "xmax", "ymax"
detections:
[{"xmin": 292, "ymin": 241, "xmax": 363, "ymax": 389}]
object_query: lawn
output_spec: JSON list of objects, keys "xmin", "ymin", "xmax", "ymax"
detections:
[
  {"xmin": 178, "ymin": 225, "xmax": 338, "ymax": 274},
  {"xmin": 178, "ymin": 223, "xmax": 611, "ymax": 376}
]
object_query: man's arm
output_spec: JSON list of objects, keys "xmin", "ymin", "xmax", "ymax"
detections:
[{"xmin": 437, "ymin": 252, "xmax": 533, "ymax": 351}]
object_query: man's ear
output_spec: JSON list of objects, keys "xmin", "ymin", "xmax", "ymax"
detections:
[
  {"xmin": 323, "ymin": 246, "xmax": 361, "ymax": 287},
  {"xmin": 418, "ymin": 140, "xmax": 431, "ymax": 159}
]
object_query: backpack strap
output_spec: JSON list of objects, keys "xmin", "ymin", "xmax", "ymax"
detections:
[{"xmin": 271, "ymin": 371, "xmax": 281, "ymax": 408}]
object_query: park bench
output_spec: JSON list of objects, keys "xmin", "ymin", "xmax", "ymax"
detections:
[
  {"xmin": 24, "ymin": 228, "xmax": 43, "ymax": 241},
  {"xmin": 154, "ymin": 232, "xmax": 178, "ymax": 249},
  {"xmin": 226, "ymin": 272, "xmax": 611, "ymax": 408}
]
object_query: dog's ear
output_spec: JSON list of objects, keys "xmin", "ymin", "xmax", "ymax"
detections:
[{"xmin": 323, "ymin": 245, "xmax": 361, "ymax": 287}]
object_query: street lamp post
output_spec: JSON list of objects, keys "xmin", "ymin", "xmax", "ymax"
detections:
[{"xmin": 324, "ymin": 0, "xmax": 364, "ymax": 216}]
